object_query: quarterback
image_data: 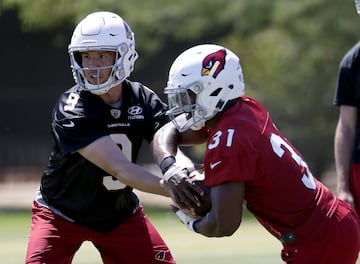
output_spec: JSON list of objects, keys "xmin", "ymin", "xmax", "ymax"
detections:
[{"xmin": 25, "ymin": 11, "xmax": 200, "ymax": 264}]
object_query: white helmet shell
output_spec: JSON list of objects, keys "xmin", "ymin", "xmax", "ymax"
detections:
[
  {"xmin": 68, "ymin": 11, "xmax": 138, "ymax": 95},
  {"xmin": 165, "ymin": 44, "xmax": 245, "ymax": 132}
]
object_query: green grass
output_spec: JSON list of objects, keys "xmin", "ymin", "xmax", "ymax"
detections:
[
  {"xmin": 0, "ymin": 208, "xmax": 282, "ymax": 264},
  {"xmin": 1, "ymin": 207, "xmax": 358, "ymax": 264},
  {"xmin": 143, "ymin": 207, "xmax": 282, "ymax": 264}
]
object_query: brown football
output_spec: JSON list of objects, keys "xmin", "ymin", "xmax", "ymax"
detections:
[{"xmin": 192, "ymin": 180, "xmax": 212, "ymax": 217}]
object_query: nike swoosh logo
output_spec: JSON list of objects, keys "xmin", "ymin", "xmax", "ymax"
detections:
[
  {"xmin": 63, "ymin": 120, "xmax": 75, "ymax": 128},
  {"xmin": 210, "ymin": 161, "xmax": 222, "ymax": 169},
  {"xmin": 181, "ymin": 73, "xmax": 191, "ymax": 77}
]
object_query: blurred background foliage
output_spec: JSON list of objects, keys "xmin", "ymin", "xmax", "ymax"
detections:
[{"xmin": 0, "ymin": 0, "xmax": 359, "ymax": 179}]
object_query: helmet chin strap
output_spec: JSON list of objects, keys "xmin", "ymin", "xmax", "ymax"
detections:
[
  {"xmin": 85, "ymin": 75, "xmax": 122, "ymax": 95},
  {"xmin": 191, "ymin": 105, "xmax": 230, "ymax": 131},
  {"xmin": 190, "ymin": 120, "xmax": 206, "ymax": 131}
]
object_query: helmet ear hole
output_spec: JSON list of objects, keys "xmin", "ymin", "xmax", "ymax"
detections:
[{"xmin": 215, "ymin": 99, "xmax": 225, "ymax": 110}]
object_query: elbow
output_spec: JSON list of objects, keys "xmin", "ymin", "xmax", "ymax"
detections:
[
  {"xmin": 214, "ymin": 223, "xmax": 239, "ymax": 237},
  {"xmin": 202, "ymin": 219, "xmax": 241, "ymax": 237}
]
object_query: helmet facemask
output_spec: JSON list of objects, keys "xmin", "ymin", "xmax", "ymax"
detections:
[
  {"xmin": 165, "ymin": 82, "xmax": 211, "ymax": 132},
  {"xmin": 69, "ymin": 45, "xmax": 132, "ymax": 95}
]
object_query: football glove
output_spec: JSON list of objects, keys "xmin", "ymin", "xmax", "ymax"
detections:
[
  {"xmin": 171, "ymin": 205, "xmax": 199, "ymax": 233},
  {"xmin": 160, "ymin": 156, "xmax": 195, "ymax": 183}
]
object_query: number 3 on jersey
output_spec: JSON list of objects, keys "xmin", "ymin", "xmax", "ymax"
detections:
[
  {"xmin": 208, "ymin": 129, "xmax": 235, "ymax": 150},
  {"xmin": 270, "ymin": 133, "xmax": 316, "ymax": 190}
]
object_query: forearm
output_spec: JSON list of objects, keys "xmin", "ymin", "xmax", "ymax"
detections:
[
  {"xmin": 152, "ymin": 122, "xmax": 180, "ymax": 165},
  {"xmin": 151, "ymin": 122, "xmax": 195, "ymax": 177},
  {"xmin": 176, "ymin": 207, "xmax": 240, "ymax": 238},
  {"xmin": 335, "ymin": 105, "xmax": 357, "ymax": 192},
  {"xmin": 176, "ymin": 183, "xmax": 243, "ymax": 237},
  {"xmin": 334, "ymin": 124, "xmax": 355, "ymax": 191},
  {"xmin": 111, "ymin": 161, "xmax": 170, "ymax": 196},
  {"xmin": 152, "ymin": 120, "xmax": 208, "ymax": 166},
  {"xmin": 193, "ymin": 213, "xmax": 229, "ymax": 237},
  {"xmin": 78, "ymin": 136, "xmax": 170, "ymax": 197}
]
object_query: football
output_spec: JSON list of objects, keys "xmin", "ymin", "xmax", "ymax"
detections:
[{"xmin": 191, "ymin": 179, "xmax": 212, "ymax": 217}]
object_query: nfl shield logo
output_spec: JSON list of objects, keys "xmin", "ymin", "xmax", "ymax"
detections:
[{"xmin": 110, "ymin": 109, "xmax": 121, "ymax": 119}]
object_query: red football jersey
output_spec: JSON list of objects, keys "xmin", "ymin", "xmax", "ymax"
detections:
[{"xmin": 204, "ymin": 96, "xmax": 337, "ymax": 241}]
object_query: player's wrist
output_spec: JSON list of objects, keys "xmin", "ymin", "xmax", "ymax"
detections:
[
  {"xmin": 160, "ymin": 156, "xmax": 176, "ymax": 174},
  {"xmin": 191, "ymin": 219, "xmax": 200, "ymax": 233},
  {"xmin": 160, "ymin": 156, "xmax": 195, "ymax": 181},
  {"xmin": 163, "ymin": 164, "xmax": 185, "ymax": 181},
  {"xmin": 175, "ymin": 209, "xmax": 199, "ymax": 233}
]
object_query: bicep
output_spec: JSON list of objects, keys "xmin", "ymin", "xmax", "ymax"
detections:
[{"xmin": 338, "ymin": 105, "xmax": 357, "ymax": 131}]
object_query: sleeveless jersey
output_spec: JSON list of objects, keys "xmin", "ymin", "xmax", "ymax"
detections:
[
  {"xmin": 40, "ymin": 80, "xmax": 170, "ymax": 232},
  {"xmin": 204, "ymin": 97, "xmax": 338, "ymax": 243}
]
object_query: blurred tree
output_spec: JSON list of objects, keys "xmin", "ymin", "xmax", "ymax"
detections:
[{"xmin": 1, "ymin": 0, "xmax": 359, "ymax": 176}]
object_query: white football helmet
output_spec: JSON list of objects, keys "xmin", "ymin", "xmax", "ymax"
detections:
[
  {"xmin": 165, "ymin": 44, "xmax": 245, "ymax": 132},
  {"xmin": 356, "ymin": 0, "xmax": 360, "ymax": 15},
  {"xmin": 68, "ymin": 11, "xmax": 138, "ymax": 95}
]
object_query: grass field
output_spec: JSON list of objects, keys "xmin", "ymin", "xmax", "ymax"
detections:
[
  {"xmin": 1, "ymin": 207, "xmax": 282, "ymax": 264},
  {"xmin": 1, "ymin": 207, "xmax": 358, "ymax": 264}
]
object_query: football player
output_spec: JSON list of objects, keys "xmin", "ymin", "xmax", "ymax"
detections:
[
  {"xmin": 334, "ymin": 40, "xmax": 360, "ymax": 217},
  {"xmin": 25, "ymin": 11, "xmax": 200, "ymax": 264},
  {"xmin": 333, "ymin": 1, "xmax": 360, "ymax": 218},
  {"xmin": 154, "ymin": 44, "xmax": 360, "ymax": 263}
]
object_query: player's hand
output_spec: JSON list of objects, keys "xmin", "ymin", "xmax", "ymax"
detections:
[
  {"xmin": 171, "ymin": 205, "xmax": 200, "ymax": 232},
  {"xmin": 338, "ymin": 190, "xmax": 355, "ymax": 209},
  {"xmin": 162, "ymin": 164, "xmax": 204, "ymax": 212}
]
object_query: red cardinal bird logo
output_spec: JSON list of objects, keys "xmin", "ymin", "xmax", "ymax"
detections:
[{"xmin": 201, "ymin": 49, "xmax": 226, "ymax": 78}]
